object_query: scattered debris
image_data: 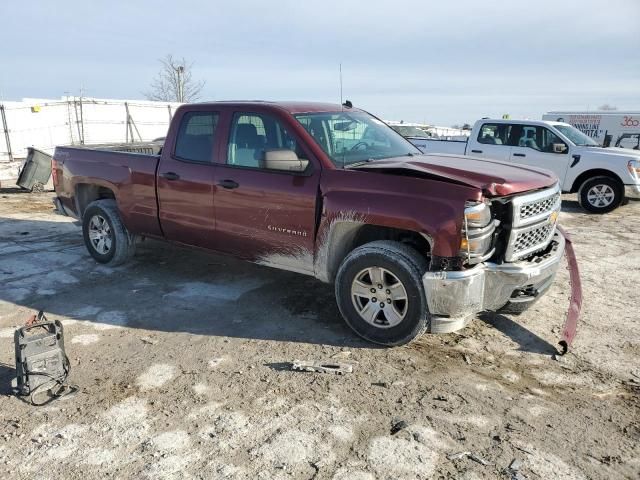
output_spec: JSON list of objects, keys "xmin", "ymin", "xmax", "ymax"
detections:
[
  {"xmin": 463, "ymin": 354, "xmax": 472, "ymax": 365},
  {"xmin": 512, "ymin": 445, "xmax": 534, "ymax": 455},
  {"xmin": 330, "ymin": 351, "xmax": 352, "ymax": 360},
  {"xmin": 390, "ymin": 419, "xmax": 409, "ymax": 435},
  {"xmin": 446, "ymin": 451, "xmax": 491, "ymax": 466},
  {"xmin": 140, "ymin": 337, "xmax": 158, "ymax": 345},
  {"xmin": 509, "ymin": 458, "xmax": 522, "ymax": 470},
  {"xmin": 292, "ymin": 360, "xmax": 353, "ymax": 375}
]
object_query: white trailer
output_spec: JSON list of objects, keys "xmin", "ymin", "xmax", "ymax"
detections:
[{"xmin": 542, "ymin": 111, "xmax": 640, "ymax": 150}]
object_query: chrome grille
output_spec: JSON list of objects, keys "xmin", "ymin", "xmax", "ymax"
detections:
[
  {"xmin": 520, "ymin": 192, "xmax": 561, "ymax": 220},
  {"xmin": 513, "ymin": 223, "xmax": 554, "ymax": 252},
  {"xmin": 506, "ymin": 184, "xmax": 561, "ymax": 262}
]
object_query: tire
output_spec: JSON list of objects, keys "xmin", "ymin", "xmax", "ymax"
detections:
[
  {"xmin": 577, "ymin": 176, "xmax": 623, "ymax": 214},
  {"xmin": 82, "ymin": 199, "xmax": 136, "ymax": 265},
  {"xmin": 335, "ymin": 240, "xmax": 429, "ymax": 346}
]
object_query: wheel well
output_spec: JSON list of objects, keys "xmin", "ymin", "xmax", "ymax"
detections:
[
  {"xmin": 326, "ymin": 224, "xmax": 431, "ymax": 282},
  {"xmin": 570, "ymin": 169, "xmax": 623, "ymax": 193},
  {"xmin": 76, "ymin": 184, "xmax": 116, "ymax": 217}
]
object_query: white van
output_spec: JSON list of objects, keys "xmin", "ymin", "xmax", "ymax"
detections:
[{"xmin": 542, "ymin": 111, "xmax": 640, "ymax": 150}]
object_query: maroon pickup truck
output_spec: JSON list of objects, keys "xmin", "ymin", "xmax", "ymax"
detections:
[{"xmin": 52, "ymin": 101, "xmax": 570, "ymax": 346}]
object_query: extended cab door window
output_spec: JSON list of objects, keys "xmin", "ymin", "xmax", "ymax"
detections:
[
  {"xmin": 509, "ymin": 125, "xmax": 570, "ymax": 185},
  {"xmin": 472, "ymin": 123, "xmax": 513, "ymax": 160},
  {"xmin": 156, "ymin": 111, "xmax": 220, "ymax": 248},
  {"xmin": 174, "ymin": 112, "xmax": 219, "ymax": 163}
]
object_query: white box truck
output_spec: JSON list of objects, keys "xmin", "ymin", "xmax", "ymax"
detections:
[{"xmin": 542, "ymin": 111, "xmax": 640, "ymax": 150}]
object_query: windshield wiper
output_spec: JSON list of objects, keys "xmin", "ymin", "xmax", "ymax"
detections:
[{"xmin": 345, "ymin": 158, "xmax": 377, "ymax": 169}]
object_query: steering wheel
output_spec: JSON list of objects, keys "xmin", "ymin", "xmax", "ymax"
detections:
[{"xmin": 350, "ymin": 141, "xmax": 368, "ymax": 151}]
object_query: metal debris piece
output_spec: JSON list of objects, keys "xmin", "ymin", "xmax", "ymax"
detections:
[
  {"xmin": 468, "ymin": 453, "xmax": 490, "ymax": 466},
  {"xmin": 390, "ymin": 420, "xmax": 409, "ymax": 435},
  {"xmin": 330, "ymin": 351, "xmax": 352, "ymax": 360},
  {"xmin": 292, "ymin": 360, "xmax": 353, "ymax": 375},
  {"xmin": 446, "ymin": 451, "xmax": 492, "ymax": 466},
  {"xmin": 447, "ymin": 451, "xmax": 471, "ymax": 461},
  {"xmin": 509, "ymin": 458, "xmax": 522, "ymax": 471},
  {"xmin": 140, "ymin": 337, "xmax": 157, "ymax": 345},
  {"xmin": 463, "ymin": 354, "xmax": 472, "ymax": 365}
]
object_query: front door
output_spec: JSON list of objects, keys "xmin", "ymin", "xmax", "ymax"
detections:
[
  {"xmin": 213, "ymin": 111, "xmax": 320, "ymax": 275},
  {"xmin": 156, "ymin": 110, "xmax": 220, "ymax": 249},
  {"xmin": 508, "ymin": 124, "xmax": 570, "ymax": 184}
]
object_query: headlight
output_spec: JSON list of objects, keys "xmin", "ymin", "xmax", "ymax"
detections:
[
  {"xmin": 463, "ymin": 201, "xmax": 492, "ymax": 228},
  {"xmin": 460, "ymin": 201, "xmax": 495, "ymax": 264},
  {"xmin": 628, "ymin": 160, "xmax": 640, "ymax": 179}
]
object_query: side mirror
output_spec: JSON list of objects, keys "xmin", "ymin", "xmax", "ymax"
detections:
[
  {"xmin": 553, "ymin": 143, "xmax": 568, "ymax": 153},
  {"xmin": 263, "ymin": 149, "xmax": 309, "ymax": 172}
]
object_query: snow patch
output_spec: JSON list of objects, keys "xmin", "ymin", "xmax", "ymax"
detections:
[
  {"xmin": 71, "ymin": 334, "xmax": 100, "ymax": 345},
  {"xmin": 367, "ymin": 435, "xmax": 438, "ymax": 478},
  {"xmin": 208, "ymin": 357, "xmax": 226, "ymax": 368},
  {"xmin": 193, "ymin": 383, "xmax": 209, "ymax": 395},
  {"xmin": 151, "ymin": 430, "xmax": 190, "ymax": 451},
  {"xmin": 136, "ymin": 364, "xmax": 177, "ymax": 390},
  {"xmin": 164, "ymin": 279, "xmax": 264, "ymax": 303}
]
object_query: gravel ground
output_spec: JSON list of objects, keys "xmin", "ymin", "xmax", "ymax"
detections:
[{"xmin": 0, "ymin": 189, "xmax": 638, "ymax": 479}]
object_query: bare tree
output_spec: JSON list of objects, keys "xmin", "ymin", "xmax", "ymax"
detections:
[
  {"xmin": 145, "ymin": 55, "xmax": 205, "ymax": 103},
  {"xmin": 598, "ymin": 104, "xmax": 618, "ymax": 111}
]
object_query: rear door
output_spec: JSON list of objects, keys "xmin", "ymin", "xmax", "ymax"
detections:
[
  {"xmin": 469, "ymin": 122, "xmax": 513, "ymax": 160},
  {"xmin": 212, "ymin": 110, "xmax": 320, "ymax": 275},
  {"xmin": 156, "ymin": 109, "xmax": 220, "ymax": 248},
  {"xmin": 508, "ymin": 124, "xmax": 571, "ymax": 183}
]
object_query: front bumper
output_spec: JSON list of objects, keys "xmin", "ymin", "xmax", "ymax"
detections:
[
  {"xmin": 423, "ymin": 231, "xmax": 565, "ymax": 333},
  {"xmin": 624, "ymin": 184, "xmax": 640, "ymax": 199}
]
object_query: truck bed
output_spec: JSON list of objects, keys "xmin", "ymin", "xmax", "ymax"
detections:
[{"xmin": 53, "ymin": 146, "xmax": 162, "ymax": 237}]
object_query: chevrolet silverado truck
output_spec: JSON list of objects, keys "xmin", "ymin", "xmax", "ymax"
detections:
[
  {"xmin": 52, "ymin": 101, "xmax": 574, "ymax": 346},
  {"xmin": 410, "ymin": 119, "xmax": 640, "ymax": 213}
]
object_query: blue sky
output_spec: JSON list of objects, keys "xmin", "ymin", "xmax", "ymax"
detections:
[{"xmin": 1, "ymin": 0, "xmax": 638, "ymax": 125}]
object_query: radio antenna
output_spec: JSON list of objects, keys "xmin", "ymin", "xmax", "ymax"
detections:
[{"xmin": 339, "ymin": 63, "xmax": 343, "ymax": 107}]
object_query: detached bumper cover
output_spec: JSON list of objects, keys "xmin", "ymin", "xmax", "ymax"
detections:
[
  {"xmin": 557, "ymin": 225, "xmax": 582, "ymax": 354},
  {"xmin": 423, "ymin": 231, "xmax": 566, "ymax": 334}
]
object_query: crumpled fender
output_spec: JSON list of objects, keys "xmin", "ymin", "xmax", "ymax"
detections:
[{"xmin": 557, "ymin": 225, "xmax": 582, "ymax": 355}]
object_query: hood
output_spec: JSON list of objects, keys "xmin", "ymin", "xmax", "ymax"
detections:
[
  {"xmin": 575, "ymin": 146, "xmax": 640, "ymax": 160},
  {"xmin": 348, "ymin": 153, "xmax": 557, "ymax": 197}
]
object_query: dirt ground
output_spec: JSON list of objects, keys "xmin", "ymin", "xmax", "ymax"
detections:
[{"xmin": 0, "ymin": 188, "xmax": 638, "ymax": 480}]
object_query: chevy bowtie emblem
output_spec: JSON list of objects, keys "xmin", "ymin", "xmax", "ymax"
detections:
[{"xmin": 549, "ymin": 211, "xmax": 559, "ymax": 224}]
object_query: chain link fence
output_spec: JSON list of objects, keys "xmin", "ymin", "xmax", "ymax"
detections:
[{"xmin": 0, "ymin": 97, "xmax": 183, "ymax": 162}]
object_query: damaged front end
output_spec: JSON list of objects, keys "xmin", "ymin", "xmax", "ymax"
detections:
[{"xmin": 422, "ymin": 184, "xmax": 582, "ymax": 353}]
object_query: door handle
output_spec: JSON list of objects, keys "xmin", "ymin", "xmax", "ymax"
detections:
[
  {"xmin": 161, "ymin": 172, "xmax": 180, "ymax": 181},
  {"xmin": 218, "ymin": 179, "xmax": 239, "ymax": 189},
  {"xmin": 471, "ymin": 149, "xmax": 483, "ymax": 154},
  {"xmin": 513, "ymin": 153, "xmax": 526, "ymax": 157}
]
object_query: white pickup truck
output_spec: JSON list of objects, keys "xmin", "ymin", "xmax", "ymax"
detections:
[{"xmin": 410, "ymin": 119, "xmax": 640, "ymax": 213}]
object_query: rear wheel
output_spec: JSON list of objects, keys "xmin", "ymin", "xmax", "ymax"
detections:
[
  {"xmin": 335, "ymin": 240, "xmax": 429, "ymax": 346},
  {"xmin": 578, "ymin": 176, "xmax": 623, "ymax": 214},
  {"xmin": 82, "ymin": 199, "xmax": 136, "ymax": 265}
]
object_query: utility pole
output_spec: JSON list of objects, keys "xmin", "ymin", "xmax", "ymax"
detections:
[
  {"xmin": 175, "ymin": 65, "xmax": 185, "ymax": 102},
  {"xmin": 0, "ymin": 104, "xmax": 13, "ymax": 162}
]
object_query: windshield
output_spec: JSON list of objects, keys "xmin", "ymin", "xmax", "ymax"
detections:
[
  {"xmin": 391, "ymin": 125, "xmax": 431, "ymax": 138},
  {"xmin": 554, "ymin": 124, "xmax": 599, "ymax": 146},
  {"xmin": 295, "ymin": 111, "xmax": 421, "ymax": 167}
]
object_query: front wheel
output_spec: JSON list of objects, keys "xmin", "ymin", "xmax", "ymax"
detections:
[
  {"xmin": 82, "ymin": 199, "xmax": 136, "ymax": 265},
  {"xmin": 578, "ymin": 176, "xmax": 623, "ymax": 214},
  {"xmin": 335, "ymin": 240, "xmax": 429, "ymax": 346}
]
